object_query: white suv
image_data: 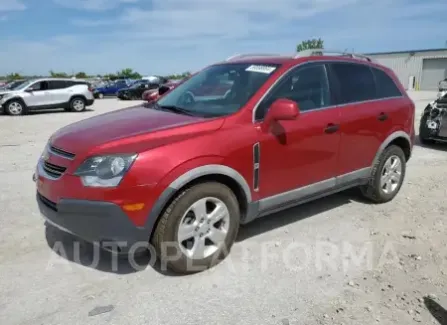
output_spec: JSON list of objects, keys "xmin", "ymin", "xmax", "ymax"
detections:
[{"xmin": 0, "ymin": 78, "xmax": 95, "ymax": 116}]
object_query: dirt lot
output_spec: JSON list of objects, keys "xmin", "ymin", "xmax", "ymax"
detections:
[{"xmin": 0, "ymin": 94, "xmax": 446, "ymax": 325}]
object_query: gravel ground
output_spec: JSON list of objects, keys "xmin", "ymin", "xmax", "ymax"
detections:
[{"xmin": 0, "ymin": 94, "xmax": 446, "ymax": 325}]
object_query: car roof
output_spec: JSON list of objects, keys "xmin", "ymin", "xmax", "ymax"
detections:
[{"xmin": 218, "ymin": 50, "xmax": 381, "ymax": 69}]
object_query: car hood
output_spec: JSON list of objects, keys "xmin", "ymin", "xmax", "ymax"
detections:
[
  {"xmin": 50, "ymin": 105, "xmax": 219, "ymax": 155},
  {"xmin": 0, "ymin": 90, "xmax": 19, "ymax": 96}
]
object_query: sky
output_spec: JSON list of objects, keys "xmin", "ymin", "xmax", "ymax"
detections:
[{"xmin": 0, "ymin": 0, "xmax": 447, "ymax": 76}]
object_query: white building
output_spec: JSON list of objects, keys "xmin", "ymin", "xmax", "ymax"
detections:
[{"xmin": 365, "ymin": 48, "xmax": 447, "ymax": 90}]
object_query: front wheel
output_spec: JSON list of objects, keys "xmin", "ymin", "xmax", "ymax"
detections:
[
  {"xmin": 5, "ymin": 99, "xmax": 27, "ymax": 116},
  {"xmin": 360, "ymin": 145, "xmax": 406, "ymax": 203},
  {"xmin": 152, "ymin": 182, "xmax": 240, "ymax": 274}
]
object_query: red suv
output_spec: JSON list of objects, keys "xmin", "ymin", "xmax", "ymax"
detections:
[{"xmin": 34, "ymin": 50, "xmax": 415, "ymax": 273}]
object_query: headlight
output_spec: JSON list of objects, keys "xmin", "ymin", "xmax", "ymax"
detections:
[{"xmin": 74, "ymin": 154, "xmax": 137, "ymax": 187}]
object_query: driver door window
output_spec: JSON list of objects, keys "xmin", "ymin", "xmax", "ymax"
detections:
[
  {"xmin": 255, "ymin": 64, "xmax": 331, "ymax": 121},
  {"xmin": 28, "ymin": 81, "xmax": 49, "ymax": 92}
]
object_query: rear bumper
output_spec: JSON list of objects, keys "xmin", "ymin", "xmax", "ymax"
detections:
[
  {"xmin": 86, "ymin": 99, "xmax": 94, "ymax": 106},
  {"xmin": 36, "ymin": 191, "xmax": 148, "ymax": 253}
]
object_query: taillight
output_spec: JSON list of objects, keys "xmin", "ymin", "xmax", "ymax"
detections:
[{"xmin": 88, "ymin": 86, "xmax": 93, "ymax": 92}]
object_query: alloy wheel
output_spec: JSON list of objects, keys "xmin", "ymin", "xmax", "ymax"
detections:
[
  {"xmin": 380, "ymin": 155, "xmax": 402, "ymax": 194},
  {"xmin": 177, "ymin": 197, "xmax": 230, "ymax": 260},
  {"xmin": 8, "ymin": 102, "xmax": 23, "ymax": 115},
  {"xmin": 72, "ymin": 99, "xmax": 85, "ymax": 111}
]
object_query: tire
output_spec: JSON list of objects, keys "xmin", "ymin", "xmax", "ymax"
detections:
[
  {"xmin": 152, "ymin": 182, "xmax": 240, "ymax": 274},
  {"xmin": 97, "ymin": 93, "xmax": 104, "ymax": 99},
  {"xmin": 69, "ymin": 97, "xmax": 86, "ymax": 112},
  {"xmin": 5, "ymin": 99, "xmax": 27, "ymax": 116},
  {"xmin": 360, "ymin": 145, "xmax": 406, "ymax": 203},
  {"xmin": 418, "ymin": 113, "xmax": 434, "ymax": 145}
]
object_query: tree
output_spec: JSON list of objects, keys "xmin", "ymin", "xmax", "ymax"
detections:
[
  {"xmin": 49, "ymin": 70, "xmax": 68, "ymax": 78},
  {"xmin": 296, "ymin": 38, "xmax": 324, "ymax": 52},
  {"xmin": 116, "ymin": 68, "xmax": 141, "ymax": 79},
  {"xmin": 163, "ymin": 71, "xmax": 192, "ymax": 80},
  {"xmin": 75, "ymin": 72, "xmax": 88, "ymax": 79},
  {"xmin": 5, "ymin": 72, "xmax": 23, "ymax": 80}
]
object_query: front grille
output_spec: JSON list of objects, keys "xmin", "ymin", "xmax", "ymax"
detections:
[
  {"xmin": 43, "ymin": 161, "xmax": 66, "ymax": 178},
  {"xmin": 49, "ymin": 145, "xmax": 75, "ymax": 159},
  {"xmin": 38, "ymin": 193, "xmax": 58, "ymax": 211}
]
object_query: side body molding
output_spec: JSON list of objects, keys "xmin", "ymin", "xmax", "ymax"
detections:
[{"xmin": 144, "ymin": 164, "xmax": 252, "ymax": 235}]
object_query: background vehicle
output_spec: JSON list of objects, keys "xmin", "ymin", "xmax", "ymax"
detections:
[
  {"xmin": 142, "ymin": 75, "xmax": 169, "ymax": 84},
  {"xmin": 35, "ymin": 50, "xmax": 414, "ymax": 274},
  {"xmin": 0, "ymin": 78, "xmax": 94, "ymax": 115},
  {"xmin": 142, "ymin": 79, "xmax": 182, "ymax": 101},
  {"xmin": 439, "ymin": 78, "xmax": 447, "ymax": 91},
  {"xmin": 117, "ymin": 79, "xmax": 160, "ymax": 100},
  {"xmin": 419, "ymin": 90, "xmax": 447, "ymax": 144},
  {"xmin": 93, "ymin": 79, "xmax": 131, "ymax": 99},
  {"xmin": 0, "ymin": 79, "xmax": 27, "ymax": 91}
]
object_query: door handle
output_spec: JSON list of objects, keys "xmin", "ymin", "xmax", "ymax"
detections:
[
  {"xmin": 324, "ymin": 123, "xmax": 339, "ymax": 134},
  {"xmin": 378, "ymin": 112, "xmax": 388, "ymax": 121}
]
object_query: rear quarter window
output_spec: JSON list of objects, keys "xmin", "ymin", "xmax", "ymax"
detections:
[
  {"xmin": 330, "ymin": 62, "xmax": 376, "ymax": 104},
  {"xmin": 371, "ymin": 67, "xmax": 403, "ymax": 98}
]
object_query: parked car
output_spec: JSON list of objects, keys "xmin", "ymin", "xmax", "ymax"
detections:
[
  {"xmin": 0, "ymin": 79, "xmax": 28, "ymax": 91},
  {"xmin": 438, "ymin": 78, "xmax": 447, "ymax": 92},
  {"xmin": 142, "ymin": 80, "xmax": 182, "ymax": 101},
  {"xmin": 117, "ymin": 79, "xmax": 160, "ymax": 100},
  {"xmin": 34, "ymin": 50, "xmax": 415, "ymax": 274},
  {"xmin": 0, "ymin": 78, "xmax": 94, "ymax": 115},
  {"xmin": 419, "ymin": 89, "xmax": 447, "ymax": 144},
  {"xmin": 93, "ymin": 79, "xmax": 130, "ymax": 99}
]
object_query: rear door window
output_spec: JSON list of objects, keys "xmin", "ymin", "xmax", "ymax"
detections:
[
  {"xmin": 48, "ymin": 80, "xmax": 68, "ymax": 90},
  {"xmin": 330, "ymin": 62, "xmax": 376, "ymax": 104},
  {"xmin": 371, "ymin": 67, "xmax": 402, "ymax": 98}
]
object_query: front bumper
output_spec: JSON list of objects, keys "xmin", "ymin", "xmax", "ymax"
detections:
[{"xmin": 36, "ymin": 191, "xmax": 148, "ymax": 253}]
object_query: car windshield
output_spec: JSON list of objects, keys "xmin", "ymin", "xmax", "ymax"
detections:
[
  {"xmin": 156, "ymin": 63, "xmax": 280, "ymax": 117},
  {"xmin": 6, "ymin": 80, "xmax": 25, "ymax": 90},
  {"xmin": 12, "ymin": 79, "xmax": 35, "ymax": 90}
]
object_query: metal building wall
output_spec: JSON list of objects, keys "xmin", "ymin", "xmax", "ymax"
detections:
[{"xmin": 367, "ymin": 50, "xmax": 447, "ymax": 90}]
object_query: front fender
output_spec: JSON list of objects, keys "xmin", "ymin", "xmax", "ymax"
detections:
[
  {"xmin": 1, "ymin": 95, "xmax": 26, "ymax": 106},
  {"xmin": 143, "ymin": 156, "xmax": 252, "ymax": 235}
]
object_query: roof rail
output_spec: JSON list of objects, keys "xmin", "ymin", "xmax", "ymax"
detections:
[
  {"xmin": 225, "ymin": 53, "xmax": 282, "ymax": 61},
  {"xmin": 294, "ymin": 49, "xmax": 374, "ymax": 62}
]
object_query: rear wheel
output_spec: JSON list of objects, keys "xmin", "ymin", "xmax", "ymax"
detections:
[
  {"xmin": 69, "ymin": 97, "xmax": 86, "ymax": 112},
  {"xmin": 360, "ymin": 145, "xmax": 406, "ymax": 203},
  {"xmin": 97, "ymin": 93, "xmax": 104, "ymax": 99},
  {"xmin": 152, "ymin": 182, "xmax": 240, "ymax": 274}
]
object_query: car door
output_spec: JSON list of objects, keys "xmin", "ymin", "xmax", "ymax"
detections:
[
  {"xmin": 254, "ymin": 63, "xmax": 342, "ymax": 204},
  {"xmin": 47, "ymin": 80, "xmax": 69, "ymax": 106},
  {"xmin": 24, "ymin": 81, "xmax": 51, "ymax": 107},
  {"xmin": 328, "ymin": 62, "xmax": 395, "ymax": 179}
]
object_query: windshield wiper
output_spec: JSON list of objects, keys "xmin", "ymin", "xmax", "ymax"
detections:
[
  {"xmin": 158, "ymin": 104, "xmax": 196, "ymax": 116},
  {"xmin": 145, "ymin": 101, "xmax": 197, "ymax": 116}
]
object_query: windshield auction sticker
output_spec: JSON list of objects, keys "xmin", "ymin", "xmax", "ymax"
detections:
[{"xmin": 245, "ymin": 65, "xmax": 277, "ymax": 74}]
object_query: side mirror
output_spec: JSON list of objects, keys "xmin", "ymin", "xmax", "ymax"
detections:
[
  {"xmin": 261, "ymin": 98, "xmax": 299, "ymax": 132},
  {"xmin": 158, "ymin": 85, "xmax": 171, "ymax": 95},
  {"xmin": 25, "ymin": 88, "xmax": 33, "ymax": 93}
]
